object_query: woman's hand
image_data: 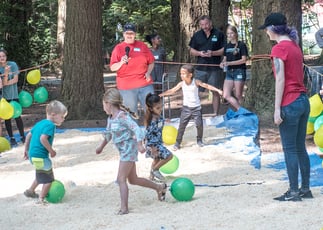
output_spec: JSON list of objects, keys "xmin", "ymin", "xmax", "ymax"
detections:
[{"xmin": 274, "ymin": 109, "xmax": 283, "ymax": 125}]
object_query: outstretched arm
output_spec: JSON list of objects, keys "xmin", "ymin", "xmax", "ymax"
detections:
[
  {"xmin": 159, "ymin": 82, "xmax": 182, "ymax": 97},
  {"xmin": 195, "ymin": 79, "xmax": 222, "ymax": 95}
]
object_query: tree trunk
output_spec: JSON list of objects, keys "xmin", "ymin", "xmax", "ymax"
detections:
[
  {"xmin": 57, "ymin": 0, "xmax": 66, "ymax": 61},
  {"xmin": 61, "ymin": 0, "xmax": 105, "ymax": 120},
  {"xmin": 172, "ymin": 0, "xmax": 230, "ymax": 64},
  {"xmin": 245, "ymin": 0, "xmax": 302, "ymax": 120},
  {"xmin": 209, "ymin": 0, "xmax": 231, "ymax": 32},
  {"xmin": 172, "ymin": 0, "xmax": 209, "ymax": 63}
]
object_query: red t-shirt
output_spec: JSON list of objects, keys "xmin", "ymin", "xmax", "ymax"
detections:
[
  {"xmin": 271, "ymin": 40, "xmax": 307, "ymax": 106},
  {"xmin": 110, "ymin": 41, "xmax": 155, "ymax": 90}
]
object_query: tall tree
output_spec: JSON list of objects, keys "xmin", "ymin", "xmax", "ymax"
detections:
[
  {"xmin": 171, "ymin": 0, "xmax": 230, "ymax": 63},
  {"xmin": 244, "ymin": 0, "xmax": 302, "ymax": 119},
  {"xmin": 57, "ymin": 0, "xmax": 66, "ymax": 61},
  {"xmin": 171, "ymin": 0, "xmax": 209, "ymax": 63},
  {"xmin": 61, "ymin": 0, "xmax": 105, "ymax": 119},
  {"xmin": 210, "ymin": 0, "xmax": 231, "ymax": 32}
]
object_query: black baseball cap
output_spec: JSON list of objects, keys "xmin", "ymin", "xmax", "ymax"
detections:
[
  {"xmin": 123, "ymin": 23, "xmax": 136, "ymax": 33},
  {"xmin": 258, "ymin": 12, "xmax": 287, "ymax": 29}
]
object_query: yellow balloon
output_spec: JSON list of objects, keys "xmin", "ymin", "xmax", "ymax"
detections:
[
  {"xmin": 309, "ymin": 94, "xmax": 323, "ymax": 117},
  {"xmin": 0, "ymin": 137, "xmax": 11, "ymax": 152},
  {"xmin": 314, "ymin": 126, "xmax": 323, "ymax": 148},
  {"xmin": 306, "ymin": 122, "xmax": 314, "ymax": 135},
  {"xmin": 0, "ymin": 98, "xmax": 14, "ymax": 119},
  {"xmin": 26, "ymin": 69, "xmax": 41, "ymax": 85},
  {"xmin": 162, "ymin": 125, "xmax": 178, "ymax": 145}
]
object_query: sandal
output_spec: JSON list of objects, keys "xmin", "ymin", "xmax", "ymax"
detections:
[
  {"xmin": 35, "ymin": 199, "xmax": 49, "ymax": 205},
  {"xmin": 157, "ymin": 183, "xmax": 167, "ymax": 201},
  {"xmin": 116, "ymin": 210, "xmax": 129, "ymax": 215},
  {"xmin": 24, "ymin": 189, "xmax": 39, "ymax": 199}
]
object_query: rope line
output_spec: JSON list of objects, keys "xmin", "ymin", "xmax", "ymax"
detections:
[{"xmin": 0, "ymin": 58, "xmax": 61, "ymax": 78}]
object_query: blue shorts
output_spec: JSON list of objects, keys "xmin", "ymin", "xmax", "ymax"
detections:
[
  {"xmin": 30, "ymin": 157, "xmax": 54, "ymax": 184},
  {"xmin": 119, "ymin": 84, "xmax": 154, "ymax": 115},
  {"xmin": 225, "ymin": 69, "xmax": 246, "ymax": 81},
  {"xmin": 30, "ymin": 157, "xmax": 52, "ymax": 171}
]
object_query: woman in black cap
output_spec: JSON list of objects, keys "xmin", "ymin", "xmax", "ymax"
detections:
[
  {"xmin": 259, "ymin": 13, "xmax": 312, "ymax": 201},
  {"xmin": 110, "ymin": 23, "xmax": 155, "ymax": 118}
]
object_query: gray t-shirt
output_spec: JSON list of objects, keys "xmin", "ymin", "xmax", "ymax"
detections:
[{"xmin": 1, "ymin": 61, "xmax": 19, "ymax": 100}]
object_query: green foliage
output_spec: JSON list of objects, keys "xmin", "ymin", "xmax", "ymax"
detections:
[
  {"xmin": 103, "ymin": 0, "xmax": 174, "ymax": 60},
  {"xmin": 28, "ymin": 0, "xmax": 58, "ymax": 69},
  {"xmin": 0, "ymin": 0, "xmax": 57, "ymax": 74}
]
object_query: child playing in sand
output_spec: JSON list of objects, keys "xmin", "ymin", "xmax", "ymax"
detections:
[
  {"xmin": 23, "ymin": 100, "xmax": 68, "ymax": 205},
  {"xmin": 159, "ymin": 64, "xmax": 223, "ymax": 151},
  {"xmin": 96, "ymin": 88, "xmax": 167, "ymax": 215},
  {"xmin": 144, "ymin": 93, "xmax": 173, "ymax": 182}
]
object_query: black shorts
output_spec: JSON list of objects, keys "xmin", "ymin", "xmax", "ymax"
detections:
[{"xmin": 36, "ymin": 169, "xmax": 55, "ymax": 184}]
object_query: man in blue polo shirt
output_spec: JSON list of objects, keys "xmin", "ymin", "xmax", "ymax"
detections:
[{"xmin": 189, "ymin": 15, "xmax": 225, "ymax": 116}]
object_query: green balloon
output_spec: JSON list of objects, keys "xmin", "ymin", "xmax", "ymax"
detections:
[
  {"xmin": 18, "ymin": 90, "xmax": 33, "ymax": 108},
  {"xmin": 46, "ymin": 180, "xmax": 65, "ymax": 203},
  {"xmin": 308, "ymin": 116, "xmax": 317, "ymax": 123},
  {"xmin": 160, "ymin": 154, "xmax": 179, "ymax": 174},
  {"xmin": 170, "ymin": 177, "xmax": 195, "ymax": 201},
  {"xmin": 34, "ymin": 86, "xmax": 48, "ymax": 103},
  {"xmin": 10, "ymin": 101, "xmax": 22, "ymax": 119},
  {"xmin": 314, "ymin": 115, "xmax": 323, "ymax": 131}
]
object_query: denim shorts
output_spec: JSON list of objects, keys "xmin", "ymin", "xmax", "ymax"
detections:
[
  {"xmin": 225, "ymin": 68, "xmax": 246, "ymax": 81},
  {"xmin": 119, "ymin": 84, "xmax": 154, "ymax": 114}
]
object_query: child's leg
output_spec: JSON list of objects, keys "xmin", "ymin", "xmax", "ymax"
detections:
[
  {"xmin": 153, "ymin": 154, "xmax": 173, "ymax": 170},
  {"xmin": 192, "ymin": 107, "xmax": 203, "ymax": 142},
  {"xmin": 176, "ymin": 107, "xmax": 192, "ymax": 145},
  {"xmin": 127, "ymin": 162, "xmax": 166, "ymax": 201},
  {"xmin": 28, "ymin": 179, "xmax": 39, "ymax": 192},
  {"xmin": 39, "ymin": 183, "xmax": 51, "ymax": 201},
  {"xmin": 24, "ymin": 179, "xmax": 40, "ymax": 198},
  {"xmin": 150, "ymin": 158, "xmax": 158, "ymax": 170},
  {"xmin": 117, "ymin": 161, "xmax": 133, "ymax": 213}
]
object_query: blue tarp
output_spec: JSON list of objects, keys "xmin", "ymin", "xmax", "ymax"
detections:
[
  {"xmin": 214, "ymin": 107, "xmax": 261, "ymax": 169},
  {"xmin": 216, "ymin": 107, "xmax": 322, "ymax": 187}
]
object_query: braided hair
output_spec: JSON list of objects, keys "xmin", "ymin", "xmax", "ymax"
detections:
[{"xmin": 103, "ymin": 88, "xmax": 138, "ymax": 120}]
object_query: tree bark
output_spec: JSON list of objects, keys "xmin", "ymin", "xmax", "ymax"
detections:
[
  {"xmin": 245, "ymin": 0, "xmax": 302, "ymax": 120},
  {"xmin": 57, "ymin": 0, "xmax": 66, "ymax": 61},
  {"xmin": 172, "ymin": 0, "xmax": 209, "ymax": 63},
  {"xmin": 209, "ymin": 0, "xmax": 230, "ymax": 32},
  {"xmin": 61, "ymin": 0, "xmax": 105, "ymax": 120},
  {"xmin": 172, "ymin": 0, "xmax": 230, "ymax": 64}
]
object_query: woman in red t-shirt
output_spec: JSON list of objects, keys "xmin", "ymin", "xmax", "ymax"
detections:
[
  {"xmin": 110, "ymin": 23, "xmax": 155, "ymax": 117},
  {"xmin": 259, "ymin": 13, "xmax": 312, "ymax": 202}
]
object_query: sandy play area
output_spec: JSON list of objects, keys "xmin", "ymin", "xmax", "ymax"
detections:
[{"xmin": 0, "ymin": 122, "xmax": 322, "ymax": 230}]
